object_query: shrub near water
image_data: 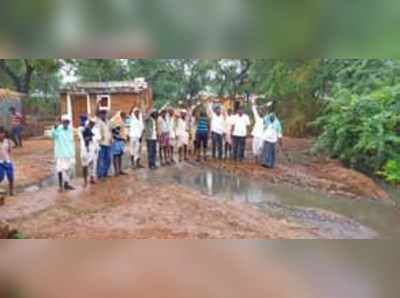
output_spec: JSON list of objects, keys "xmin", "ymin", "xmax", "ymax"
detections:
[
  {"xmin": 313, "ymin": 84, "xmax": 400, "ymax": 180},
  {"xmin": 379, "ymin": 160, "xmax": 400, "ymax": 185}
]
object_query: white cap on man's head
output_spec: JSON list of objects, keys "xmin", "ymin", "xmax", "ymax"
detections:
[{"xmin": 61, "ymin": 114, "xmax": 70, "ymax": 121}]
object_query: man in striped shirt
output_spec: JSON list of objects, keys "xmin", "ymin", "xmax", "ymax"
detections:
[
  {"xmin": 195, "ymin": 111, "xmax": 210, "ymax": 162},
  {"xmin": 9, "ymin": 107, "xmax": 23, "ymax": 148}
]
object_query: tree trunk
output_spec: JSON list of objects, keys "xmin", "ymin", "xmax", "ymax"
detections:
[
  {"xmin": 0, "ymin": 59, "xmax": 34, "ymax": 94},
  {"xmin": 0, "ymin": 59, "xmax": 22, "ymax": 92},
  {"xmin": 22, "ymin": 59, "xmax": 34, "ymax": 94}
]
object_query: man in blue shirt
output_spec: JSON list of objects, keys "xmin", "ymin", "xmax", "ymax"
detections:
[{"xmin": 262, "ymin": 113, "xmax": 283, "ymax": 169}]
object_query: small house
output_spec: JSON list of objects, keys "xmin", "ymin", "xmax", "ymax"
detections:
[
  {"xmin": 60, "ymin": 79, "xmax": 153, "ymax": 127},
  {"xmin": 0, "ymin": 88, "xmax": 25, "ymax": 129}
]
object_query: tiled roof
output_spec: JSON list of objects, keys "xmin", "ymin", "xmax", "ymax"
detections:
[
  {"xmin": 61, "ymin": 79, "xmax": 149, "ymax": 94},
  {"xmin": 0, "ymin": 88, "xmax": 25, "ymax": 101}
]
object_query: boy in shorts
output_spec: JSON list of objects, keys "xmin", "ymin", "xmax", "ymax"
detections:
[{"xmin": 0, "ymin": 127, "xmax": 14, "ymax": 196}]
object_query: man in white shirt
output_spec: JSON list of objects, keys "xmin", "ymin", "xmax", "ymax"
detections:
[
  {"xmin": 251, "ymin": 96, "xmax": 267, "ymax": 163},
  {"xmin": 129, "ymin": 108, "xmax": 144, "ymax": 169},
  {"xmin": 207, "ymin": 101, "xmax": 225, "ymax": 159},
  {"xmin": 175, "ymin": 109, "xmax": 190, "ymax": 161},
  {"xmin": 231, "ymin": 107, "xmax": 251, "ymax": 162}
]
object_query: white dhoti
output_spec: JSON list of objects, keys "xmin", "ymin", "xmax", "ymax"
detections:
[
  {"xmin": 170, "ymin": 132, "xmax": 177, "ymax": 148},
  {"xmin": 56, "ymin": 157, "xmax": 75, "ymax": 183},
  {"xmin": 177, "ymin": 131, "xmax": 189, "ymax": 147},
  {"xmin": 129, "ymin": 137, "xmax": 141, "ymax": 162},
  {"xmin": 81, "ymin": 144, "xmax": 97, "ymax": 178},
  {"xmin": 252, "ymin": 136, "xmax": 264, "ymax": 157},
  {"xmin": 225, "ymin": 133, "xmax": 232, "ymax": 145}
]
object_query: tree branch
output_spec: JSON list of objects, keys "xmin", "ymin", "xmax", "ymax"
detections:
[{"xmin": 0, "ymin": 59, "xmax": 22, "ymax": 91}]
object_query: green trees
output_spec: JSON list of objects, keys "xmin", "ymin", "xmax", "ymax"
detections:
[
  {"xmin": 311, "ymin": 60, "xmax": 400, "ymax": 182},
  {"xmin": 0, "ymin": 58, "xmax": 398, "ymax": 182},
  {"xmin": 0, "ymin": 59, "xmax": 61, "ymax": 94},
  {"xmin": 69, "ymin": 59, "xmax": 128, "ymax": 82}
]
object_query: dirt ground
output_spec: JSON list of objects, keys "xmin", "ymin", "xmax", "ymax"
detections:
[
  {"xmin": 204, "ymin": 137, "xmax": 389, "ymax": 201},
  {"xmin": 0, "ymin": 137, "xmax": 391, "ymax": 239},
  {"xmin": 7, "ymin": 138, "xmax": 53, "ymax": 189},
  {"xmin": 0, "ymin": 168, "xmax": 319, "ymax": 239}
]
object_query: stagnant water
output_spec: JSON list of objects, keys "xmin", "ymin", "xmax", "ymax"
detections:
[
  {"xmin": 20, "ymin": 157, "xmax": 400, "ymax": 238},
  {"xmin": 169, "ymin": 165, "xmax": 400, "ymax": 238}
]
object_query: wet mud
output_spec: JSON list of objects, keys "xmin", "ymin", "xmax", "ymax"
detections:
[
  {"xmin": 0, "ymin": 167, "xmax": 319, "ymax": 239},
  {"xmin": 1, "ymin": 137, "xmax": 398, "ymax": 239}
]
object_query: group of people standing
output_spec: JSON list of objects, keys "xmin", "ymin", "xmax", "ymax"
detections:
[
  {"xmin": 198, "ymin": 95, "xmax": 283, "ymax": 167},
  {"xmin": 47, "ymin": 96, "xmax": 283, "ymax": 193}
]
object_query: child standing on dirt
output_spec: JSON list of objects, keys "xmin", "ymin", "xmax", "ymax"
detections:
[
  {"xmin": 8, "ymin": 107, "xmax": 24, "ymax": 148},
  {"xmin": 79, "ymin": 118, "xmax": 98, "ymax": 186},
  {"xmin": 0, "ymin": 127, "xmax": 14, "ymax": 196},
  {"xmin": 111, "ymin": 126, "xmax": 127, "ymax": 176},
  {"xmin": 51, "ymin": 115, "xmax": 76, "ymax": 192}
]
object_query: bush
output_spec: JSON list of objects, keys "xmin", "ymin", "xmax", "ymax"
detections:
[
  {"xmin": 378, "ymin": 160, "xmax": 400, "ymax": 185},
  {"xmin": 312, "ymin": 84, "xmax": 400, "ymax": 177}
]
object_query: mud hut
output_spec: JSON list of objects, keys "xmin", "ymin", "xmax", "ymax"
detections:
[
  {"xmin": 60, "ymin": 79, "xmax": 153, "ymax": 127},
  {"xmin": 0, "ymin": 88, "xmax": 26, "ymax": 129}
]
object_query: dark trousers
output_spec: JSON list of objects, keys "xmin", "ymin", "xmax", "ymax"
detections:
[
  {"xmin": 196, "ymin": 132, "xmax": 208, "ymax": 150},
  {"xmin": 262, "ymin": 141, "xmax": 276, "ymax": 168},
  {"xmin": 232, "ymin": 136, "xmax": 246, "ymax": 161},
  {"xmin": 212, "ymin": 132, "xmax": 223, "ymax": 159},
  {"xmin": 11, "ymin": 125, "xmax": 23, "ymax": 147},
  {"xmin": 97, "ymin": 145, "xmax": 111, "ymax": 178},
  {"xmin": 146, "ymin": 139, "xmax": 157, "ymax": 168}
]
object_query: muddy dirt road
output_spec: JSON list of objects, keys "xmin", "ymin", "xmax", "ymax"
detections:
[
  {"xmin": 0, "ymin": 165, "xmax": 320, "ymax": 239},
  {"xmin": 1, "ymin": 137, "xmax": 398, "ymax": 239}
]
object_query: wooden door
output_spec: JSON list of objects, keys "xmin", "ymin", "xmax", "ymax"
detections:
[{"xmin": 72, "ymin": 95, "xmax": 87, "ymax": 127}]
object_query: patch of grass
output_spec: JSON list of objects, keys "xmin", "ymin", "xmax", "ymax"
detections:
[{"xmin": 8, "ymin": 231, "xmax": 26, "ymax": 239}]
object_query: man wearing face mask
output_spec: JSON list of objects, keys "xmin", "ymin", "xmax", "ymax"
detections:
[{"xmin": 262, "ymin": 112, "xmax": 283, "ymax": 169}]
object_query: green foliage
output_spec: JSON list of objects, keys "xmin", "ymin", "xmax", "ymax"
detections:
[
  {"xmin": 313, "ymin": 84, "xmax": 400, "ymax": 175},
  {"xmin": 72, "ymin": 59, "xmax": 217, "ymax": 107},
  {"xmin": 70, "ymin": 59, "xmax": 128, "ymax": 82},
  {"xmin": 378, "ymin": 160, "xmax": 400, "ymax": 185},
  {"xmin": 248, "ymin": 59, "xmax": 325, "ymax": 136},
  {"xmin": 9, "ymin": 231, "xmax": 25, "ymax": 239},
  {"xmin": 0, "ymin": 59, "xmax": 61, "ymax": 94}
]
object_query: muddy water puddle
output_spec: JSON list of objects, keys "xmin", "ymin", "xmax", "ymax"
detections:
[
  {"xmin": 168, "ymin": 165, "xmax": 400, "ymax": 238},
  {"xmin": 18, "ymin": 157, "xmax": 400, "ymax": 239}
]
